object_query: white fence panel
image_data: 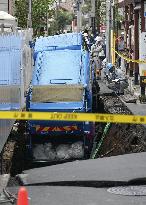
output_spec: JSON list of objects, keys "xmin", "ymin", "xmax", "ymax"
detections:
[{"xmin": 0, "ymin": 30, "xmax": 32, "ymax": 153}]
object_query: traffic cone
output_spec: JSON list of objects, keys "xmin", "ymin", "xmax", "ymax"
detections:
[{"xmin": 17, "ymin": 187, "xmax": 29, "ymax": 205}]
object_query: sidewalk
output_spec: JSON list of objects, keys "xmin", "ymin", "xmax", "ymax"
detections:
[
  {"xmin": 98, "ymin": 73, "xmax": 146, "ymax": 117},
  {"xmin": 97, "ymin": 80, "xmax": 114, "ymax": 95}
]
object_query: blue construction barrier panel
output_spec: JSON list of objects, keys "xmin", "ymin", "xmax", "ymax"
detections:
[
  {"xmin": 0, "ymin": 34, "xmax": 22, "ymax": 111},
  {"xmin": 0, "ymin": 34, "xmax": 21, "ymax": 86},
  {"xmin": 0, "ymin": 34, "xmax": 22, "ymax": 153}
]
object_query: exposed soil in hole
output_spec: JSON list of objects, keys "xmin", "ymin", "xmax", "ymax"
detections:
[
  {"xmin": 1, "ymin": 93, "xmax": 146, "ymax": 181},
  {"xmin": 93, "ymin": 95, "xmax": 146, "ymax": 158},
  {"xmin": 0, "ymin": 121, "xmax": 28, "ymax": 176}
]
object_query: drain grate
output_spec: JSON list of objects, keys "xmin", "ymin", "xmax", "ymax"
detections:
[{"xmin": 107, "ymin": 186, "xmax": 146, "ymax": 196}]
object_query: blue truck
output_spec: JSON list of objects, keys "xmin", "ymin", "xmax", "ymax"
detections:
[{"xmin": 26, "ymin": 33, "xmax": 95, "ymax": 162}]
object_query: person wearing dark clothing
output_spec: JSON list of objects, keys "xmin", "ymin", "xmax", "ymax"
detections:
[
  {"xmin": 102, "ymin": 43, "xmax": 106, "ymax": 58},
  {"xmin": 117, "ymin": 34, "xmax": 124, "ymax": 67}
]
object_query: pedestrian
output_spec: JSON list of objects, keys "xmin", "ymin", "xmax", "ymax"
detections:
[
  {"xmin": 91, "ymin": 36, "xmax": 104, "ymax": 79},
  {"xmin": 83, "ymin": 32, "xmax": 90, "ymax": 51},
  {"xmin": 118, "ymin": 36, "xmax": 124, "ymax": 51},
  {"xmin": 117, "ymin": 32, "xmax": 125, "ymax": 67}
]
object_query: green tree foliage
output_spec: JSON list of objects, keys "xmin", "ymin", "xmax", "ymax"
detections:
[
  {"xmin": 82, "ymin": 0, "xmax": 91, "ymax": 14},
  {"xmin": 56, "ymin": 9, "xmax": 73, "ymax": 33},
  {"xmin": 15, "ymin": 0, "xmax": 73, "ymax": 36},
  {"xmin": 15, "ymin": 0, "xmax": 28, "ymax": 28},
  {"xmin": 96, "ymin": 0, "xmax": 101, "ymax": 32},
  {"xmin": 82, "ymin": 0, "xmax": 102, "ymax": 32},
  {"xmin": 15, "ymin": 0, "xmax": 54, "ymax": 34},
  {"xmin": 48, "ymin": 8, "xmax": 74, "ymax": 35},
  {"xmin": 32, "ymin": 0, "xmax": 54, "ymax": 30}
]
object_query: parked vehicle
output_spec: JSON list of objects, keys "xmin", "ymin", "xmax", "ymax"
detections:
[{"xmin": 26, "ymin": 33, "xmax": 96, "ymax": 162}]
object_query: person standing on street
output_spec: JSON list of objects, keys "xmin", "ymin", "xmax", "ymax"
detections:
[
  {"xmin": 117, "ymin": 32, "xmax": 124, "ymax": 67},
  {"xmin": 91, "ymin": 36, "xmax": 105, "ymax": 79}
]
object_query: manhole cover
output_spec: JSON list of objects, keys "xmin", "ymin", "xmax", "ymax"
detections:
[{"xmin": 107, "ymin": 186, "xmax": 146, "ymax": 196}]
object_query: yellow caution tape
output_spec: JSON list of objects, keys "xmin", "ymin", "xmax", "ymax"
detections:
[
  {"xmin": 112, "ymin": 48, "xmax": 146, "ymax": 64},
  {"xmin": 0, "ymin": 111, "xmax": 146, "ymax": 124}
]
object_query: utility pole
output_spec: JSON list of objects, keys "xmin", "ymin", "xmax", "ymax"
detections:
[
  {"xmin": 27, "ymin": 0, "xmax": 32, "ymax": 28},
  {"xmin": 106, "ymin": 0, "xmax": 111, "ymax": 64},
  {"xmin": 90, "ymin": 0, "xmax": 96, "ymax": 34},
  {"xmin": 77, "ymin": 0, "xmax": 82, "ymax": 32},
  {"xmin": 111, "ymin": 0, "xmax": 115, "ymax": 65},
  {"xmin": 55, "ymin": 0, "xmax": 60, "ymax": 33}
]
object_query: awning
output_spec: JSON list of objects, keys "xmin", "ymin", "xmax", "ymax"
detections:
[
  {"xmin": 134, "ymin": 4, "xmax": 141, "ymax": 10},
  {"xmin": 0, "ymin": 11, "xmax": 17, "ymax": 26},
  {"xmin": 0, "ymin": 11, "xmax": 16, "ymax": 20}
]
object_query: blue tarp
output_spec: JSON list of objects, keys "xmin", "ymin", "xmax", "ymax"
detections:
[{"xmin": 33, "ymin": 33, "xmax": 84, "ymax": 86}]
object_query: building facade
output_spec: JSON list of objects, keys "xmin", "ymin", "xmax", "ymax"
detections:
[
  {"xmin": 0, "ymin": 0, "xmax": 8, "ymax": 13},
  {"xmin": 0, "ymin": 0, "xmax": 15, "ymax": 15},
  {"xmin": 59, "ymin": 0, "xmax": 74, "ymax": 12},
  {"xmin": 118, "ymin": 0, "xmax": 146, "ymax": 95}
]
